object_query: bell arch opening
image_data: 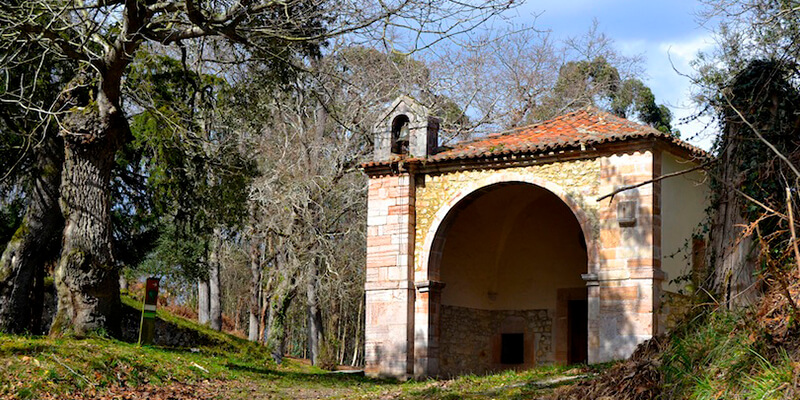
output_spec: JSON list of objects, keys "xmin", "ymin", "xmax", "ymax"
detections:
[
  {"xmin": 391, "ymin": 114, "xmax": 410, "ymax": 155},
  {"xmin": 427, "ymin": 182, "xmax": 588, "ymax": 376}
]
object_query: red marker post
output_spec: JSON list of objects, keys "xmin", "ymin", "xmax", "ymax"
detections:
[{"xmin": 138, "ymin": 277, "xmax": 160, "ymax": 345}]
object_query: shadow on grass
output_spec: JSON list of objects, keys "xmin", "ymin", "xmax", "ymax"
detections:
[
  {"xmin": 0, "ymin": 342, "xmax": 59, "ymax": 356},
  {"xmin": 224, "ymin": 362, "xmax": 402, "ymax": 388}
]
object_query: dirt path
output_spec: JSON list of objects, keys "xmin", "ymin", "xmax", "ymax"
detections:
[
  {"xmin": 19, "ymin": 372, "xmax": 587, "ymax": 400},
  {"xmin": 22, "ymin": 381, "xmax": 224, "ymax": 400},
  {"xmin": 216, "ymin": 372, "xmax": 588, "ymax": 400}
]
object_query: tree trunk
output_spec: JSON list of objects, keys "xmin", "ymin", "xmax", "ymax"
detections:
[
  {"xmin": 209, "ymin": 228, "xmax": 222, "ymax": 331},
  {"xmin": 198, "ymin": 278, "xmax": 210, "ymax": 324},
  {"xmin": 708, "ymin": 61, "xmax": 800, "ymax": 309},
  {"xmin": 267, "ymin": 289, "xmax": 295, "ymax": 364},
  {"xmin": 338, "ymin": 311, "xmax": 346, "ymax": 365},
  {"xmin": 261, "ymin": 295, "xmax": 270, "ymax": 343},
  {"xmin": 306, "ymin": 257, "xmax": 324, "ymax": 366},
  {"xmin": 249, "ymin": 240, "xmax": 261, "ymax": 342},
  {"xmin": 0, "ymin": 134, "xmax": 64, "ymax": 334},
  {"xmin": 260, "ymin": 287, "xmax": 269, "ymax": 343},
  {"xmin": 209, "ymin": 260, "xmax": 222, "ymax": 331},
  {"xmin": 351, "ymin": 295, "xmax": 363, "ymax": 366},
  {"xmin": 305, "ymin": 102, "xmax": 328, "ymax": 364},
  {"xmin": 267, "ymin": 251, "xmax": 295, "ymax": 364},
  {"xmin": 50, "ymin": 87, "xmax": 126, "ymax": 337},
  {"xmin": 709, "ymin": 147, "xmax": 759, "ymax": 308}
]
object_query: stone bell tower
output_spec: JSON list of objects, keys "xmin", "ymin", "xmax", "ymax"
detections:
[
  {"xmin": 373, "ymin": 95, "xmax": 439, "ymax": 161},
  {"xmin": 365, "ymin": 95, "xmax": 439, "ymax": 378}
]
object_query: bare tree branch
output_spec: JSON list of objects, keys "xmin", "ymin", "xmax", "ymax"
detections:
[{"xmin": 597, "ymin": 162, "xmax": 711, "ymax": 203}]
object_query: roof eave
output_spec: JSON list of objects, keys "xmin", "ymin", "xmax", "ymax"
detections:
[{"xmin": 360, "ymin": 135, "xmax": 710, "ymax": 177}]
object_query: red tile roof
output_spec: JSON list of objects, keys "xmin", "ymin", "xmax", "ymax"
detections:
[
  {"xmin": 432, "ymin": 107, "xmax": 704, "ymax": 161},
  {"xmin": 363, "ymin": 107, "xmax": 707, "ymax": 168}
]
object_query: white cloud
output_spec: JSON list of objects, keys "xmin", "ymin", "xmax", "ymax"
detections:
[
  {"xmin": 633, "ymin": 33, "xmax": 718, "ymax": 150},
  {"xmin": 659, "ymin": 34, "xmax": 716, "ymax": 68},
  {"xmin": 616, "ymin": 39, "xmax": 648, "ymax": 55},
  {"xmin": 578, "ymin": 32, "xmax": 719, "ymax": 150}
]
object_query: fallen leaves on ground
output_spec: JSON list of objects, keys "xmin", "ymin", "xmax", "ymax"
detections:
[
  {"xmin": 11, "ymin": 381, "xmax": 224, "ymax": 400},
  {"xmin": 545, "ymin": 335, "xmax": 668, "ymax": 400}
]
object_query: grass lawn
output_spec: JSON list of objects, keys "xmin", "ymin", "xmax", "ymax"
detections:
[
  {"xmin": 0, "ymin": 296, "xmax": 599, "ymax": 399},
  {"xmin": 0, "ymin": 331, "xmax": 594, "ymax": 399}
]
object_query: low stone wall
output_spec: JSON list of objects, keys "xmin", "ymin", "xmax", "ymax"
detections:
[
  {"xmin": 119, "ymin": 303, "xmax": 228, "ymax": 348},
  {"xmin": 39, "ymin": 292, "xmax": 225, "ymax": 349},
  {"xmin": 438, "ymin": 305, "xmax": 553, "ymax": 377}
]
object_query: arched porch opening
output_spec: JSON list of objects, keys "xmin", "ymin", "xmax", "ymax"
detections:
[{"xmin": 420, "ymin": 181, "xmax": 591, "ymax": 377}]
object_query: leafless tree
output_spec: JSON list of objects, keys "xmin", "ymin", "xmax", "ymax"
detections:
[
  {"xmin": 428, "ymin": 20, "xmax": 649, "ymax": 136},
  {"xmin": 0, "ymin": 0, "xmax": 518, "ymax": 336},
  {"xmin": 228, "ymin": 42, "xmax": 433, "ymax": 363}
]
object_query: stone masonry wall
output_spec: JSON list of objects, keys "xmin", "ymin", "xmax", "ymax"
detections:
[
  {"xmin": 439, "ymin": 305, "xmax": 553, "ymax": 377},
  {"xmin": 414, "ymin": 158, "xmax": 602, "ymax": 281},
  {"xmin": 365, "ymin": 173, "xmax": 416, "ymax": 378},
  {"xmin": 592, "ymin": 151, "xmax": 662, "ymax": 362}
]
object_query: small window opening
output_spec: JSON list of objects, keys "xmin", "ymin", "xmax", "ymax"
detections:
[
  {"xmin": 500, "ymin": 333, "xmax": 524, "ymax": 364},
  {"xmin": 391, "ymin": 115, "xmax": 410, "ymax": 155}
]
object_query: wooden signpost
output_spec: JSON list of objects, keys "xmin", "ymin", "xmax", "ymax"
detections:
[{"xmin": 138, "ymin": 277, "xmax": 160, "ymax": 346}]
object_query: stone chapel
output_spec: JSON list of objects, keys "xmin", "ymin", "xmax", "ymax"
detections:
[{"xmin": 361, "ymin": 96, "xmax": 708, "ymax": 379}]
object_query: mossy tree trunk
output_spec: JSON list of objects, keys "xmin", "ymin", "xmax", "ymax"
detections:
[
  {"xmin": 267, "ymin": 251, "xmax": 296, "ymax": 364},
  {"xmin": 306, "ymin": 257, "xmax": 324, "ymax": 366},
  {"xmin": 267, "ymin": 289, "xmax": 295, "ymax": 364},
  {"xmin": 0, "ymin": 134, "xmax": 64, "ymax": 334},
  {"xmin": 50, "ymin": 80, "xmax": 128, "ymax": 337}
]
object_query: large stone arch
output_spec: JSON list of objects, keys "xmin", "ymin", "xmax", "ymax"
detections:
[
  {"xmin": 412, "ymin": 172, "xmax": 599, "ymax": 377},
  {"xmin": 418, "ymin": 173, "xmax": 598, "ymax": 284}
]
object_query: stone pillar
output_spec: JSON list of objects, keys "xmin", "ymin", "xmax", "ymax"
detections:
[
  {"xmin": 584, "ymin": 275, "xmax": 601, "ymax": 363},
  {"xmin": 413, "ymin": 280, "xmax": 445, "ymax": 378},
  {"xmin": 365, "ymin": 173, "xmax": 416, "ymax": 378},
  {"xmin": 591, "ymin": 150, "xmax": 663, "ymax": 363}
]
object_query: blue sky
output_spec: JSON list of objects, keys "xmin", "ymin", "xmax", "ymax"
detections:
[{"xmin": 509, "ymin": 0, "xmax": 718, "ymax": 149}]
